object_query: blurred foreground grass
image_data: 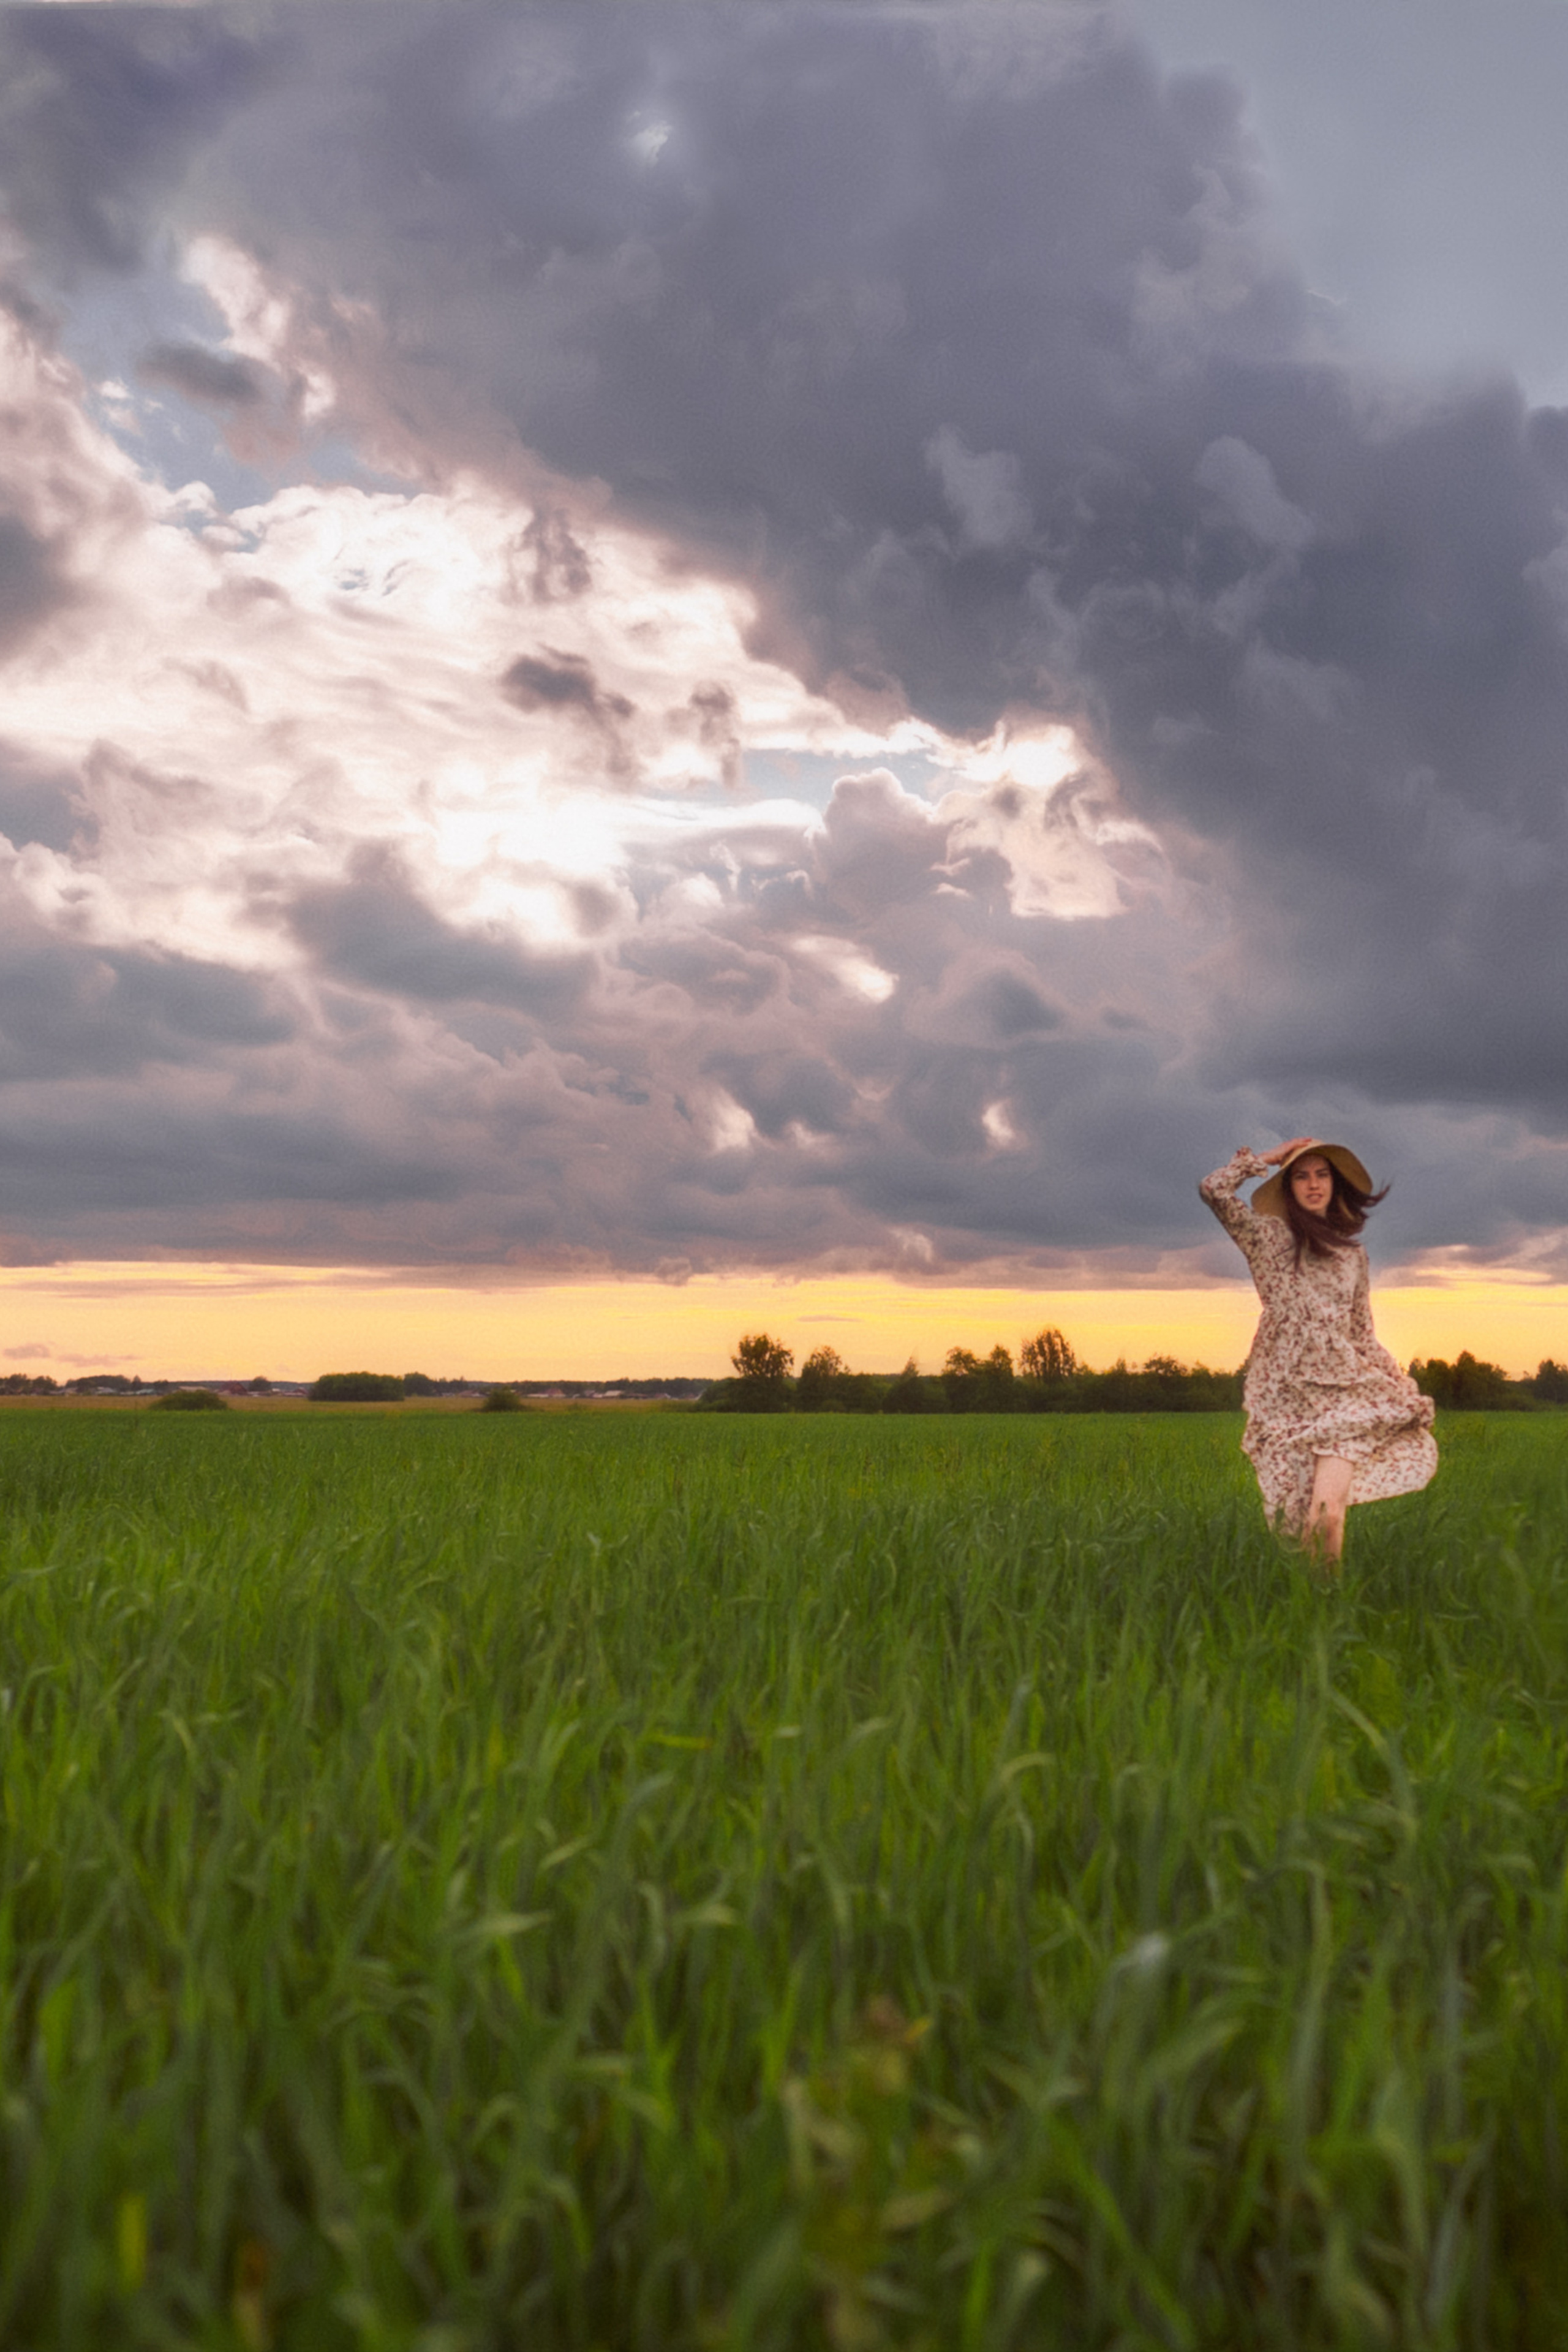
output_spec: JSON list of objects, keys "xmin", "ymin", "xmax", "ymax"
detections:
[{"xmin": 1, "ymin": 1408, "xmax": 1566, "ymax": 2350}]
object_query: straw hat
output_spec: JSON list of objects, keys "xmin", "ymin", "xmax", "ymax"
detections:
[{"xmin": 1251, "ymin": 1139, "xmax": 1373, "ymax": 1221}]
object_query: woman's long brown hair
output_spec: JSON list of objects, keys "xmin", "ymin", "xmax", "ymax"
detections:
[{"xmin": 1283, "ymin": 1162, "xmax": 1388, "ymax": 1264}]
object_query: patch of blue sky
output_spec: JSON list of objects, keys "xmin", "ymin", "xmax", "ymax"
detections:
[
  {"xmin": 739, "ymin": 748, "xmax": 952, "ymax": 809},
  {"xmin": 97, "ymin": 383, "xmax": 281, "ymax": 514},
  {"xmin": 55, "ymin": 249, "xmax": 410, "ymax": 516},
  {"xmin": 53, "ymin": 238, "xmax": 221, "ymax": 381}
]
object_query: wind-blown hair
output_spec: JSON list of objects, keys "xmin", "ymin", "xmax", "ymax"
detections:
[{"xmin": 1284, "ymin": 1160, "xmax": 1388, "ymax": 1263}]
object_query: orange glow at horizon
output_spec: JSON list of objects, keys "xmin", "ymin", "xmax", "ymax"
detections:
[{"xmin": 1, "ymin": 1262, "xmax": 1565, "ymax": 1384}]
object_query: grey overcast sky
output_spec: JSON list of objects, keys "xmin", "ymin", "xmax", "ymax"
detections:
[
  {"xmin": 1127, "ymin": 0, "xmax": 1568, "ymax": 396},
  {"xmin": 1, "ymin": 0, "xmax": 1567, "ymax": 1298}
]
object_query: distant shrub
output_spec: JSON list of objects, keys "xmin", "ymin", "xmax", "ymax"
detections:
[
  {"xmin": 308, "ymin": 1373, "xmax": 405, "ymax": 1403},
  {"xmin": 148, "ymin": 1389, "xmax": 229, "ymax": 1413},
  {"xmin": 1409, "ymin": 1352, "xmax": 1531, "ymax": 1412},
  {"xmin": 879, "ymin": 1362, "xmax": 932, "ymax": 1413},
  {"xmin": 477, "ymin": 1386, "xmax": 528, "ymax": 1413}
]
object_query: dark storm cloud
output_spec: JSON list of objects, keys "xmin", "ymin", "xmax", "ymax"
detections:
[
  {"xmin": 0, "ymin": 1091, "xmax": 461, "ymax": 1225},
  {"xmin": 707, "ymin": 1050, "xmax": 859, "ymax": 1142},
  {"xmin": 285, "ymin": 850, "xmax": 594, "ymax": 1018},
  {"xmin": 0, "ymin": 899, "xmax": 295, "ymax": 1084},
  {"xmin": 1076, "ymin": 379, "xmax": 1568, "ymax": 1116},
  {"xmin": 0, "ymin": 7, "xmax": 268, "ymax": 273},
  {"xmin": 500, "ymin": 650, "xmax": 633, "ymax": 725},
  {"xmin": 137, "ymin": 339, "xmax": 267, "ymax": 407},
  {"xmin": 519, "ymin": 508, "xmax": 593, "ymax": 605},
  {"xmin": 970, "ymin": 974, "xmax": 1065, "ymax": 1042},
  {"xmin": 0, "ymin": 511, "xmax": 69, "ymax": 657}
]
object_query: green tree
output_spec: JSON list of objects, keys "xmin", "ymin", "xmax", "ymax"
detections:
[
  {"xmin": 1020, "ymin": 1327, "xmax": 1077, "ymax": 1381},
  {"xmin": 797, "ymin": 1345, "xmax": 851, "ymax": 1412},
  {"xmin": 731, "ymin": 1333, "xmax": 794, "ymax": 1411}
]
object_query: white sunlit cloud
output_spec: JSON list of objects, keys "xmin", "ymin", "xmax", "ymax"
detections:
[
  {"xmin": 1, "ymin": 284, "xmax": 1151, "ymax": 986},
  {"xmin": 791, "ymin": 936, "xmax": 899, "ymax": 1003}
]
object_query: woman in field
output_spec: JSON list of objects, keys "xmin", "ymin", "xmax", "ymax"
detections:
[{"xmin": 1200, "ymin": 1139, "xmax": 1437, "ymax": 1568}]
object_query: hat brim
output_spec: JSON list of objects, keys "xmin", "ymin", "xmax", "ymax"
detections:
[{"xmin": 1252, "ymin": 1140, "xmax": 1373, "ymax": 1220}]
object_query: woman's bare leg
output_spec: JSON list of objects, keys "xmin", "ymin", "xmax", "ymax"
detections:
[{"xmin": 1305, "ymin": 1454, "xmax": 1354, "ymax": 1569}]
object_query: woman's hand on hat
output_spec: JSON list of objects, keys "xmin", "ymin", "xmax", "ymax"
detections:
[{"xmin": 1261, "ymin": 1136, "xmax": 1316, "ymax": 1167}]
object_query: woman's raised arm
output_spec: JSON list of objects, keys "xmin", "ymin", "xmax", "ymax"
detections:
[{"xmin": 1199, "ymin": 1145, "xmax": 1275, "ymax": 1250}]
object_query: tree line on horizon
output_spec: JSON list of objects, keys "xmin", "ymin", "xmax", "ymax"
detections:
[
  {"xmin": 698, "ymin": 1334, "xmax": 1568, "ymax": 1415},
  {"xmin": 4, "ymin": 1346, "xmax": 1563, "ymax": 1412},
  {"xmin": 0, "ymin": 1370, "xmax": 708, "ymax": 1401}
]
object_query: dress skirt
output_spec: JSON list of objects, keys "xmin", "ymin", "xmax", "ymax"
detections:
[{"xmin": 1242, "ymin": 1371, "xmax": 1439, "ymax": 1534}]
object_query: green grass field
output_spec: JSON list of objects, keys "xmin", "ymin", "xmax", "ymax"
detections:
[{"xmin": 1, "ymin": 1407, "xmax": 1565, "ymax": 2350}]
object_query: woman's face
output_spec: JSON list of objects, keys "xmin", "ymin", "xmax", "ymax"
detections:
[{"xmin": 1289, "ymin": 1153, "xmax": 1334, "ymax": 1216}]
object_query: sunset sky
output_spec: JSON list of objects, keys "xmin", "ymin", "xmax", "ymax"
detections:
[{"xmin": 3, "ymin": 0, "xmax": 1568, "ymax": 1381}]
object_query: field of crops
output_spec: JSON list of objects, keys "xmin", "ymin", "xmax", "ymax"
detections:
[{"xmin": 1, "ymin": 1406, "xmax": 1565, "ymax": 2350}]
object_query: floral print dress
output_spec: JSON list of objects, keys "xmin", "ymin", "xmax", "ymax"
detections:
[{"xmin": 1200, "ymin": 1149, "xmax": 1438, "ymax": 1532}]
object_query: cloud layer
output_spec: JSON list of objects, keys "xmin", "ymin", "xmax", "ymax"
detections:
[{"xmin": 1, "ymin": 2, "xmax": 1567, "ymax": 1283}]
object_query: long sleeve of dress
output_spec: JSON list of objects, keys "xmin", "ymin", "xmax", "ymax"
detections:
[{"xmin": 1199, "ymin": 1148, "xmax": 1276, "ymax": 1273}]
